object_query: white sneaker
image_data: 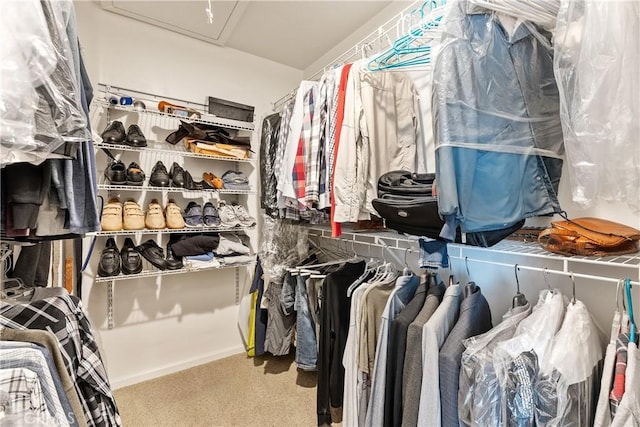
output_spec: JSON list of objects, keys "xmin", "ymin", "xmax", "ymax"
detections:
[
  {"xmin": 218, "ymin": 201, "xmax": 240, "ymax": 228},
  {"xmin": 232, "ymin": 205, "xmax": 256, "ymax": 227}
]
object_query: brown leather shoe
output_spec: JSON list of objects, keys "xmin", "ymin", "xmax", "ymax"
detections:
[{"xmin": 203, "ymin": 172, "xmax": 224, "ymax": 189}]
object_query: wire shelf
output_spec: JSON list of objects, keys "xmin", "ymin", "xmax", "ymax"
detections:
[
  {"xmin": 88, "ymin": 225, "xmax": 255, "ymax": 237},
  {"xmin": 94, "ymin": 141, "xmax": 255, "ymax": 164},
  {"xmin": 96, "ymin": 83, "xmax": 255, "ymax": 131},
  {"xmin": 307, "ymin": 226, "xmax": 640, "ymax": 270},
  {"xmin": 94, "ymin": 260, "xmax": 256, "ymax": 283},
  {"xmin": 97, "ymin": 184, "xmax": 254, "ymax": 195}
]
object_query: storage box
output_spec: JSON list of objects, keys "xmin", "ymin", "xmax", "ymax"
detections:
[{"xmin": 206, "ymin": 96, "xmax": 255, "ymax": 123}]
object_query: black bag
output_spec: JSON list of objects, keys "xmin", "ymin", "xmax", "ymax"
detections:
[{"xmin": 372, "ymin": 171, "xmax": 446, "ymax": 240}]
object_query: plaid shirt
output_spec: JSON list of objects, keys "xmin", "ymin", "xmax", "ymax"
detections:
[
  {"xmin": 292, "ymin": 88, "xmax": 315, "ymax": 207},
  {"xmin": 0, "ymin": 344, "xmax": 72, "ymax": 425},
  {"xmin": 327, "ymin": 69, "xmax": 341, "ymax": 193},
  {"xmin": 0, "ymin": 367, "xmax": 48, "ymax": 419},
  {"xmin": 305, "ymin": 75, "xmax": 328, "ymax": 206},
  {"xmin": 0, "ymin": 295, "xmax": 121, "ymax": 427}
]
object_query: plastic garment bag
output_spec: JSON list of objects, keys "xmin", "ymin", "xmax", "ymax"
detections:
[
  {"xmin": 492, "ymin": 290, "xmax": 566, "ymax": 426},
  {"xmin": 0, "ymin": 0, "xmax": 89, "ymax": 165},
  {"xmin": 259, "ymin": 215, "xmax": 309, "ymax": 285},
  {"xmin": 0, "ymin": 0, "xmax": 57, "ymax": 162},
  {"xmin": 553, "ymin": 0, "xmax": 640, "ymax": 212},
  {"xmin": 432, "ymin": 0, "xmax": 564, "ymax": 238},
  {"xmin": 538, "ymin": 300, "xmax": 606, "ymax": 426},
  {"xmin": 458, "ymin": 302, "xmax": 532, "ymax": 426}
]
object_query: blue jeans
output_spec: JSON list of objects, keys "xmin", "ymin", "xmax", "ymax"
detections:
[{"xmin": 294, "ymin": 275, "xmax": 317, "ymax": 370}]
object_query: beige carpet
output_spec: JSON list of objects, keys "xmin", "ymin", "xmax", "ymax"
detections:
[{"xmin": 114, "ymin": 352, "xmax": 318, "ymax": 427}]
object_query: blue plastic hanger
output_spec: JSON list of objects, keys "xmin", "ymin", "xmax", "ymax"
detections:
[{"xmin": 625, "ymin": 278, "xmax": 637, "ymax": 343}]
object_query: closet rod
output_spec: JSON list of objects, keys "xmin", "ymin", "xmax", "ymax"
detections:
[
  {"xmin": 272, "ymin": 0, "xmax": 425, "ymax": 110},
  {"xmin": 449, "ymin": 255, "xmax": 640, "ymax": 286},
  {"xmin": 310, "ymin": 233, "xmax": 416, "ymax": 267}
]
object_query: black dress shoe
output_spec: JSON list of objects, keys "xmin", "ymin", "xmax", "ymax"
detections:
[
  {"xmin": 182, "ymin": 170, "xmax": 213, "ymax": 190},
  {"xmin": 101, "ymin": 121, "xmax": 126, "ymax": 144},
  {"xmin": 105, "ymin": 160, "xmax": 127, "ymax": 185},
  {"xmin": 126, "ymin": 124, "xmax": 147, "ymax": 147},
  {"xmin": 121, "ymin": 237, "xmax": 143, "ymax": 274},
  {"xmin": 126, "ymin": 162, "xmax": 145, "ymax": 186},
  {"xmin": 149, "ymin": 161, "xmax": 171, "ymax": 187},
  {"xmin": 169, "ymin": 162, "xmax": 185, "ymax": 188},
  {"xmin": 98, "ymin": 238, "xmax": 121, "ymax": 277},
  {"xmin": 165, "ymin": 243, "xmax": 183, "ymax": 270},
  {"xmin": 135, "ymin": 239, "xmax": 167, "ymax": 270}
]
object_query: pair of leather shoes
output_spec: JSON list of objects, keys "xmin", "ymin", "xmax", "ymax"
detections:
[
  {"xmin": 101, "ymin": 121, "xmax": 147, "ymax": 147},
  {"xmin": 97, "ymin": 238, "xmax": 143, "ymax": 277},
  {"xmin": 105, "ymin": 161, "xmax": 145, "ymax": 186},
  {"xmin": 149, "ymin": 161, "xmax": 171, "ymax": 187},
  {"xmin": 135, "ymin": 239, "xmax": 183, "ymax": 270}
]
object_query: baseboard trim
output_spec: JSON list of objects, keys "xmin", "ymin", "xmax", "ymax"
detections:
[{"xmin": 111, "ymin": 345, "xmax": 246, "ymax": 389}]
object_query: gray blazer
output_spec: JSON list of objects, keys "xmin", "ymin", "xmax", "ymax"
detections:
[{"xmin": 438, "ymin": 283, "xmax": 492, "ymax": 427}]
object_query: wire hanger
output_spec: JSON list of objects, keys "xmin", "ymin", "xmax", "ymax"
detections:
[
  {"xmin": 569, "ymin": 271, "xmax": 576, "ymax": 304},
  {"xmin": 512, "ymin": 264, "xmax": 528, "ymax": 308},
  {"xmin": 464, "ymin": 257, "xmax": 478, "ymax": 294},
  {"xmin": 625, "ymin": 278, "xmax": 637, "ymax": 343},
  {"xmin": 543, "ymin": 268, "xmax": 552, "ymax": 290}
]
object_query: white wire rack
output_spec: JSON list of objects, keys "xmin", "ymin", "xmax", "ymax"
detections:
[
  {"xmin": 88, "ymin": 225, "xmax": 255, "ymax": 237},
  {"xmin": 97, "ymin": 184, "xmax": 254, "ymax": 195},
  {"xmin": 96, "ymin": 84, "xmax": 255, "ymax": 131},
  {"xmin": 94, "ymin": 141, "xmax": 255, "ymax": 164},
  {"xmin": 94, "ymin": 260, "xmax": 255, "ymax": 283},
  {"xmin": 307, "ymin": 226, "xmax": 640, "ymax": 284}
]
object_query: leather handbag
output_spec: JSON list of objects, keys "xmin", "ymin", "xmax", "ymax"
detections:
[
  {"xmin": 372, "ymin": 171, "xmax": 446, "ymax": 239},
  {"xmin": 537, "ymin": 217, "xmax": 640, "ymax": 256}
]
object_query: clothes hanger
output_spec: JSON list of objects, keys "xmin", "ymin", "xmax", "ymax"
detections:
[
  {"xmin": 569, "ymin": 271, "xmax": 576, "ymax": 305},
  {"xmin": 610, "ymin": 279, "xmax": 624, "ymax": 342},
  {"xmin": 624, "ymin": 278, "xmax": 637, "ymax": 343},
  {"xmin": 463, "ymin": 257, "xmax": 478, "ymax": 295},
  {"xmin": 543, "ymin": 268, "xmax": 552, "ymax": 291},
  {"xmin": 512, "ymin": 264, "xmax": 528, "ymax": 308},
  {"xmin": 0, "ymin": 277, "xmax": 34, "ymax": 300},
  {"xmin": 367, "ymin": 2, "xmax": 444, "ymax": 71}
]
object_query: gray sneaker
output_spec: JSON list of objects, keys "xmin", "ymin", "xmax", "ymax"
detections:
[
  {"xmin": 203, "ymin": 202, "xmax": 221, "ymax": 227},
  {"xmin": 183, "ymin": 202, "xmax": 203, "ymax": 227},
  {"xmin": 218, "ymin": 201, "xmax": 239, "ymax": 228},
  {"xmin": 232, "ymin": 204, "xmax": 256, "ymax": 227}
]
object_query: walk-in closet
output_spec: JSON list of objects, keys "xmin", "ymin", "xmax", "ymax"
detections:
[{"xmin": 1, "ymin": 0, "xmax": 638, "ymax": 426}]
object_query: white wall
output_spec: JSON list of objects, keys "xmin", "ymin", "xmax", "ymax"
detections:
[{"xmin": 74, "ymin": 0, "xmax": 302, "ymax": 389}]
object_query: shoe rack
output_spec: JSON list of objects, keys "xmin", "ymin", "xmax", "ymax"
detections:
[{"xmin": 90, "ymin": 83, "xmax": 257, "ymax": 329}]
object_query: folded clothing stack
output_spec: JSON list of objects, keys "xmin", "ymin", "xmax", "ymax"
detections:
[
  {"xmin": 170, "ymin": 232, "xmax": 253, "ymax": 267},
  {"xmin": 221, "ymin": 171, "xmax": 250, "ymax": 191}
]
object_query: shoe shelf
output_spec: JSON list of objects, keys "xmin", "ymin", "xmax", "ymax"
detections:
[
  {"xmin": 96, "ymin": 83, "xmax": 255, "ymax": 132},
  {"xmin": 97, "ymin": 184, "xmax": 254, "ymax": 195},
  {"xmin": 94, "ymin": 141, "xmax": 256, "ymax": 164},
  {"xmin": 88, "ymin": 225, "xmax": 255, "ymax": 237},
  {"xmin": 94, "ymin": 259, "xmax": 256, "ymax": 283}
]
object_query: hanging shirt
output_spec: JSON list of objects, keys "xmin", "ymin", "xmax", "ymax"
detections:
[
  {"xmin": 610, "ymin": 342, "xmax": 640, "ymax": 427},
  {"xmin": 292, "ymin": 87, "xmax": 316, "ymax": 207},
  {"xmin": 343, "ymin": 281, "xmax": 373, "ymax": 427},
  {"xmin": 330, "ymin": 64, "xmax": 354, "ymax": 237},
  {"xmin": 365, "ymin": 273, "xmax": 420, "ymax": 427},
  {"xmin": 306, "ymin": 74, "xmax": 328, "ymax": 206},
  {"xmin": 417, "ymin": 284, "xmax": 462, "ymax": 427},
  {"xmin": 320, "ymin": 69, "xmax": 339, "ymax": 210}
]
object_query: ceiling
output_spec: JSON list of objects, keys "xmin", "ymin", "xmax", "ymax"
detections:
[{"xmin": 101, "ymin": 1, "xmax": 394, "ymax": 70}]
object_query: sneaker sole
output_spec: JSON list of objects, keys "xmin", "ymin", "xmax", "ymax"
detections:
[
  {"xmin": 97, "ymin": 265, "xmax": 121, "ymax": 277},
  {"xmin": 121, "ymin": 265, "xmax": 143, "ymax": 275}
]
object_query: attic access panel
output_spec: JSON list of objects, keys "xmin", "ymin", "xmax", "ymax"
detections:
[{"xmin": 101, "ymin": 0, "xmax": 248, "ymax": 46}]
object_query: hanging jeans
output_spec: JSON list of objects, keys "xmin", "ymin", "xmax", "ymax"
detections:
[{"xmin": 295, "ymin": 275, "xmax": 318, "ymax": 370}]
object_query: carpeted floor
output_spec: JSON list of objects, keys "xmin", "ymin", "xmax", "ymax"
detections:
[{"xmin": 113, "ymin": 352, "xmax": 318, "ymax": 427}]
